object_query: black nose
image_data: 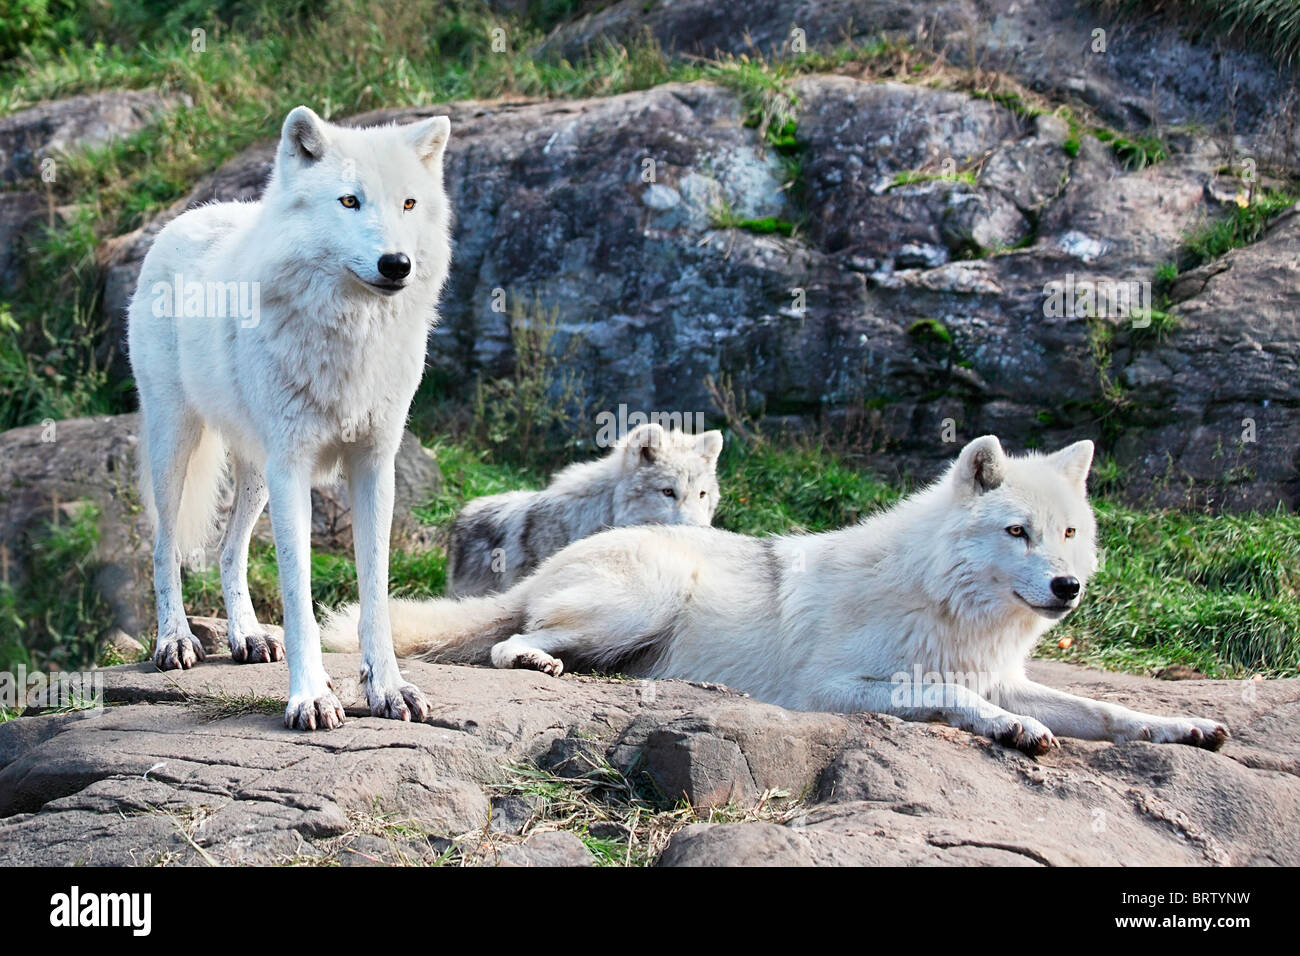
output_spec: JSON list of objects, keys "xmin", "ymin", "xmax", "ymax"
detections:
[
  {"xmin": 377, "ymin": 253, "xmax": 410, "ymax": 280},
  {"xmin": 1050, "ymin": 575, "xmax": 1081, "ymax": 601}
]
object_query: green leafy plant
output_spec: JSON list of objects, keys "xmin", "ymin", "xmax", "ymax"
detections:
[
  {"xmin": 473, "ymin": 296, "xmax": 588, "ymax": 469},
  {"xmin": 0, "ymin": 500, "xmax": 112, "ymax": 671}
]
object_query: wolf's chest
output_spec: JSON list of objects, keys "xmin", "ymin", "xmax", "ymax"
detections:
[{"xmin": 257, "ymin": 304, "xmax": 428, "ymax": 436}]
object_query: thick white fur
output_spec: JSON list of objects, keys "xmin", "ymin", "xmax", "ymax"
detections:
[
  {"xmin": 445, "ymin": 422, "xmax": 724, "ymax": 597},
  {"xmin": 129, "ymin": 105, "xmax": 453, "ymax": 730},
  {"xmin": 321, "ymin": 436, "xmax": 1229, "ymax": 754}
]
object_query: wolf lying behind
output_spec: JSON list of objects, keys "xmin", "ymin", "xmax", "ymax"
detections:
[
  {"xmin": 446, "ymin": 422, "xmax": 722, "ymax": 597},
  {"xmin": 323, "ymin": 436, "xmax": 1228, "ymax": 754}
]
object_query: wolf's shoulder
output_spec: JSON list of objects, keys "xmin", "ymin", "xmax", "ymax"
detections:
[{"xmin": 151, "ymin": 199, "xmax": 261, "ymax": 255}]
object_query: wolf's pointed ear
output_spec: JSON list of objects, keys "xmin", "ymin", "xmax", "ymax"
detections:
[
  {"xmin": 1048, "ymin": 439, "xmax": 1095, "ymax": 491},
  {"xmin": 695, "ymin": 430, "xmax": 724, "ymax": 468},
  {"xmin": 407, "ymin": 115, "xmax": 451, "ymax": 167},
  {"xmin": 624, "ymin": 423, "xmax": 667, "ymax": 466},
  {"xmin": 280, "ymin": 106, "xmax": 329, "ymax": 164},
  {"xmin": 954, "ymin": 435, "xmax": 1006, "ymax": 496}
]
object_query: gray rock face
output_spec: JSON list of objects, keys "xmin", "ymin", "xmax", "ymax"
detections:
[
  {"xmin": 495, "ymin": 830, "xmax": 595, "ymax": 866},
  {"xmin": 1117, "ymin": 208, "xmax": 1300, "ymax": 509},
  {"xmin": 794, "ymin": 78, "xmax": 1023, "ymax": 258},
  {"xmin": 0, "ymin": 90, "xmax": 185, "ymax": 295},
  {"xmin": 0, "ymin": 191, "xmax": 42, "ymax": 290},
  {"xmin": 0, "ymin": 414, "xmax": 442, "ymax": 649},
  {"xmin": 87, "ymin": 64, "xmax": 1299, "ymax": 510},
  {"xmin": 0, "ymin": 90, "xmax": 186, "ymax": 185},
  {"xmin": 537, "ymin": 0, "xmax": 1300, "ymax": 164},
  {"xmin": 0, "ymin": 654, "xmax": 1296, "ymax": 866}
]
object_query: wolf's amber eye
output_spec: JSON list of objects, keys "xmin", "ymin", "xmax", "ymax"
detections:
[
  {"xmin": 403, "ymin": 198, "xmax": 416, "ymax": 210},
  {"xmin": 662, "ymin": 488, "xmax": 676, "ymax": 498},
  {"xmin": 1006, "ymin": 525, "xmax": 1026, "ymax": 537},
  {"xmin": 1064, "ymin": 527, "xmax": 1076, "ymax": 538},
  {"xmin": 339, "ymin": 195, "xmax": 360, "ymax": 209}
]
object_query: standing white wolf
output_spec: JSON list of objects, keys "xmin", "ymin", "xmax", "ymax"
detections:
[
  {"xmin": 129, "ymin": 105, "xmax": 453, "ymax": 731},
  {"xmin": 323, "ymin": 436, "xmax": 1229, "ymax": 753},
  {"xmin": 446, "ymin": 422, "xmax": 723, "ymax": 597}
]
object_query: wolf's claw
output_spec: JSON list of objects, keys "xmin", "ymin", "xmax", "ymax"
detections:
[
  {"xmin": 285, "ymin": 692, "xmax": 346, "ymax": 731},
  {"xmin": 154, "ymin": 631, "xmax": 205, "ymax": 670},
  {"xmin": 230, "ymin": 630, "xmax": 285, "ymax": 664},
  {"xmin": 367, "ymin": 680, "xmax": 430, "ymax": 722},
  {"xmin": 991, "ymin": 714, "xmax": 1056, "ymax": 756}
]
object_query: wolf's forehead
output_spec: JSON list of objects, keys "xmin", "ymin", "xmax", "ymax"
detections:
[
  {"xmin": 328, "ymin": 129, "xmax": 427, "ymax": 185},
  {"xmin": 998, "ymin": 464, "xmax": 1091, "ymax": 521},
  {"xmin": 658, "ymin": 455, "xmax": 714, "ymax": 481}
]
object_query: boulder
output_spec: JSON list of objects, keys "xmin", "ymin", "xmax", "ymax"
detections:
[
  {"xmin": 0, "ymin": 414, "xmax": 442, "ymax": 655},
  {"xmin": 0, "ymin": 191, "xmax": 43, "ymax": 291},
  {"xmin": 0, "ymin": 653, "xmax": 1295, "ymax": 866},
  {"xmin": 495, "ymin": 830, "xmax": 595, "ymax": 866},
  {"xmin": 0, "ymin": 89, "xmax": 187, "ymax": 186},
  {"xmin": 535, "ymin": 0, "xmax": 1299, "ymax": 163},
  {"xmin": 0, "ymin": 90, "xmax": 186, "ymax": 295}
]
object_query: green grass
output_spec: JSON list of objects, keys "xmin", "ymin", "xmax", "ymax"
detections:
[
  {"xmin": 1093, "ymin": 129, "xmax": 1167, "ymax": 170},
  {"xmin": 180, "ymin": 537, "xmax": 449, "ymax": 625},
  {"xmin": 477, "ymin": 758, "xmax": 801, "ymax": 867},
  {"xmin": 1180, "ymin": 188, "xmax": 1298, "ymax": 268},
  {"xmin": 712, "ymin": 440, "xmax": 900, "ymax": 535},
  {"xmin": 1098, "ymin": 0, "xmax": 1300, "ymax": 68},
  {"xmin": 709, "ymin": 203, "xmax": 798, "ymax": 236},
  {"xmin": 1047, "ymin": 501, "xmax": 1300, "ymax": 677},
  {"xmin": 188, "ymin": 690, "xmax": 287, "ymax": 721},
  {"xmin": 890, "ymin": 169, "xmax": 978, "ymax": 189},
  {"xmin": 907, "ymin": 318, "xmax": 953, "ymax": 347}
]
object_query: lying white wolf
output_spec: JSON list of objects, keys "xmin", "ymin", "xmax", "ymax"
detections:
[
  {"xmin": 129, "ymin": 105, "xmax": 453, "ymax": 730},
  {"xmin": 446, "ymin": 422, "xmax": 723, "ymax": 597},
  {"xmin": 323, "ymin": 436, "xmax": 1228, "ymax": 753}
]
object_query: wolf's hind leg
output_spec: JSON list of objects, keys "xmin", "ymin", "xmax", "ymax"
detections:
[
  {"xmin": 144, "ymin": 407, "xmax": 206, "ymax": 671},
  {"xmin": 490, "ymin": 628, "xmax": 576, "ymax": 677},
  {"xmin": 220, "ymin": 459, "xmax": 282, "ymax": 663}
]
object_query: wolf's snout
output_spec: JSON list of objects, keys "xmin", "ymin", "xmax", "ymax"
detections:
[
  {"xmin": 1050, "ymin": 575, "xmax": 1081, "ymax": 601},
  {"xmin": 377, "ymin": 253, "xmax": 411, "ymax": 280}
]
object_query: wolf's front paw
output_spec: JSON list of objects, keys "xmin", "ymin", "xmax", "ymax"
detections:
[
  {"xmin": 229, "ymin": 629, "xmax": 285, "ymax": 664},
  {"xmin": 154, "ymin": 630, "xmax": 205, "ymax": 670},
  {"xmin": 989, "ymin": 714, "xmax": 1058, "ymax": 756},
  {"xmin": 285, "ymin": 690, "xmax": 346, "ymax": 731},
  {"xmin": 1137, "ymin": 717, "xmax": 1229, "ymax": 751},
  {"xmin": 366, "ymin": 679, "xmax": 429, "ymax": 723}
]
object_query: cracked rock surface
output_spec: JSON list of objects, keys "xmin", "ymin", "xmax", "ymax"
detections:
[{"xmin": 1, "ymin": 654, "xmax": 1296, "ymax": 865}]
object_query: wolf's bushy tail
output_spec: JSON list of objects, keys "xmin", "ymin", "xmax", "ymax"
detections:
[
  {"xmin": 320, "ymin": 592, "xmax": 526, "ymax": 662},
  {"xmin": 138, "ymin": 422, "xmax": 228, "ymax": 562}
]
